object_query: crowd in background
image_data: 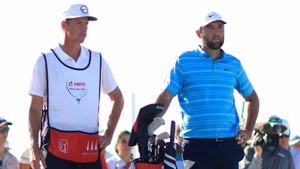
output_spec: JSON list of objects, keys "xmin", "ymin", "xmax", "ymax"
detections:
[
  {"xmin": 240, "ymin": 115, "xmax": 300, "ymax": 169},
  {"xmin": 2, "ymin": 114, "xmax": 299, "ymax": 169}
]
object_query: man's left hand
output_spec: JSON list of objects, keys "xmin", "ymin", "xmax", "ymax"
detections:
[{"xmin": 236, "ymin": 129, "xmax": 252, "ymax": 147}]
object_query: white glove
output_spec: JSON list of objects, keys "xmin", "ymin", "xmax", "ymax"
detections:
[{"xmin": 147, "ymin": 117, "xmax": 165, "ymax": 136}]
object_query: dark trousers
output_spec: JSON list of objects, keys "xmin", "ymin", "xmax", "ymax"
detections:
[
  {"xmin": 44, "ymin": 152, "xmax": 102, "ymax": 169},
  {"xmin": 182, "ymin": 138, "xmax": 244, "ymax": 169}
]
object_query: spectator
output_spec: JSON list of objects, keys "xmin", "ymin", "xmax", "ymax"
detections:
[
  {"xmin": 106, "ymin": 130, "xmax": 133, "ymax": 169},
  {"xmin": 289, "ymin": 135, "xmax": 300, "ymax": 169},
  {"xmin": 279, "ymin": 119, "xmax": 291, "ymax": 150},
  {"xmin": 19, "ymin": 148, "xmax": 31, "ymax": 169},
  {"xmin": 242, "ymin": 115, "xmax": 295, "ymax": 169},
  {"xmin": 100, "ymin": 147, "xmax": 114, "ymax": 169},
  {"xmin": 0, "ymin": 116, "xmax": 19, "ymax": 169},
  {"xmin": 175, "ymin": 124, "xmax": 184, "ymax": 169},
  {"xmin": 279, "ymin": 119, "xmax": 300, "ymax": 169},
  {"xmin": 278, "ymin": 118, "xmax": 299, "ymax": 169}
]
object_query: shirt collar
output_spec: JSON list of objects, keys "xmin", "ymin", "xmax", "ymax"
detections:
[
  {"xmin": 53, "ymin": 46, "xmax": 88, "ymax": 62},
  {"xmin": 196, "ymin": 45, "xmax": 227, "ymax": 61}
]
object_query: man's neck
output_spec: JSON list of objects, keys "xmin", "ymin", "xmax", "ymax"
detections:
[
  {"xmin": 200, "ymin": 45, "xmax": 221, "ymax": 60},
  {"xmin": 0, "ymin": 146, "xmax": 6, "ymax": 160},
  {"xmin": 205, "ymin": 48, "xmax": 221, "ymax": 60},
  {"xmin": 59, "ymin": 43, "xmax": 81, "ymax": 61}
]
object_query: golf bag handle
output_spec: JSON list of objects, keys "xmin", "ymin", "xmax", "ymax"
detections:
[{"xmin": 170, "ymin": 120, "xmax": 175, "ymax": 144}]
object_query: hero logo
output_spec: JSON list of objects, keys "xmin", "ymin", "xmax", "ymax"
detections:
[{"xmin": 66, "ymin": 81, "xmax": 88, "ymax": 103}]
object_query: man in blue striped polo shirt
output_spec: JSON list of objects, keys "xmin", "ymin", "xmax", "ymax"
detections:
[{"xmin": 154, "ymin": 11, "xmax": 260, "ymax": 169}]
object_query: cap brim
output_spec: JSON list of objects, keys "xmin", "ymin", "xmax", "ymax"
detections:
[
  {"xmin": 201, "ymin": 20, "xmax": 226, "ymax": 27},
  {"xmin": 65, "ymin": 16, "xmax": 97, "ymax": 21},
  {"xmin": 87, "ymin": 16, "xmax": 97, "ymax": 21},
  {"xmin": 19, "ymin": 158, "xmax": 30, "ymax": 164},
  {"xmin": 0, "ymin": 121, "xmax": 12, "ymax": 127}
]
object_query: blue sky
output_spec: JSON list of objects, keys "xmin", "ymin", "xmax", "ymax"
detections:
[{"xmin": 1, "ymin": 0, "xmax": 300, "ymax": 157}]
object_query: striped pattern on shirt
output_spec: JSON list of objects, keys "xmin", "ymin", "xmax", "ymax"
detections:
[{"xmin": 165, "ymin": 47, "xmax": 254, "ymax": 138}]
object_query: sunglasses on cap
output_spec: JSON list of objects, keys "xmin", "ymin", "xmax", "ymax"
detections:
[
  {"xmin": 0, "ymin": 127, "xmax": 9, "ymax": 132},
  {"xmin": 269, "ymin": 117, "xmax": 282, "ymax": 123}
]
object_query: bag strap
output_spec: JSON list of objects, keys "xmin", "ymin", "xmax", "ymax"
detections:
[
  {"xmin": 39, "ymin": 53, "xmax": 49, "ymax": 149},
  {"xmin": 98, "ymin": 52, "xmax": 102, "ymax": 113}
]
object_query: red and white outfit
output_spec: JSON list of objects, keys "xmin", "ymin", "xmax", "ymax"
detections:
[{"xmin": 29, "ymin": 45, "xmax": 118, "ymax": 132}]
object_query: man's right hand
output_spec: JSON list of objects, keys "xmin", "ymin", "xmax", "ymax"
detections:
[{"xmin": 30, "ymin": 147, "xmax": 47, "ymax": 169}]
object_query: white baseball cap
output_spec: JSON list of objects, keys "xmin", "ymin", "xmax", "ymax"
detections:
[
  {"xmin": 290, "ymin": 135, "xmax": 300, "ymax": 146},
  {"xmin": 19, "ymin": 148, "xmax": 30, "ymax": 164},
  {"xmin": 281, "ymin": 119, "xmax": 290, "ymax": 136},
  {"xmin": 63, "ymin": 4, "xmax": 97, "ymax": 21},
  {"xmin": 200, "ymin": 11, "xmax": 226, "ymax": 27}
]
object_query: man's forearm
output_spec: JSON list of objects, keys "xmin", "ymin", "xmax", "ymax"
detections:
[
  {"xmin": 29, "ymin": 110, "xmax": 42, "ymax": 149},
  {"xmin": 155, "ymin": 90, "xmax": 173, "ymax": 117},
  {"xmin": 243, "ymin": 91, "xmax": 259, "ymax": 132}
]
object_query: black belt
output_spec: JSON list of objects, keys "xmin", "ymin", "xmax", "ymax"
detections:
[{"xmin": 186, "ymin": 137, "xmax": 236, "ymax": 142}]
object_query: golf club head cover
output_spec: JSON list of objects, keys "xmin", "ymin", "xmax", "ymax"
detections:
[
  {"xmin": 128, "ymin": 103, "xmax": 164, "ymax": 160},
  {"xmin": 147, "ymin": 117, "xmax": 165, "ymax": 136},
  {"xmin": 129, "ymin": 103, "xmax": 164, "ymax": 146}
]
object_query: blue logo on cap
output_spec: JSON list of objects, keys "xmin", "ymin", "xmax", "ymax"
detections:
[{"xmin": 80, "ymin": 5, "xmax": 88, "ymax": 14}]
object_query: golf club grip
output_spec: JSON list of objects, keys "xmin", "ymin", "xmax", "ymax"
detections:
[{"xmin": 170, "ymin": 120, "xmax": 175, "ymax": 143}]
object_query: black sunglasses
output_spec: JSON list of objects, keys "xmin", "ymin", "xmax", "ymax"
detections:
[
  {"xmin": 279, "ymin": 134, "xmax": 290, "ymax": 138},
  {"xmin": 0, "ymin": 127, "xmax": 9, "ymax": 132}
]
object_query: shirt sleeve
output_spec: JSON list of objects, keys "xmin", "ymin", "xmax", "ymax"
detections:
[
  {"xmin": 164, "ymin": 56, "xmax": 182, "ymax": 96},
  {"xmin": 3, "ymin": 152, "xmax": 20, "ymax": 169},
  {"xmin": 236, "ymin": 63, "xmax": 254, "ymax": 98},
  {"xmin": 28, "ymin": 55, "xmax": 47, "ymax": 98},
  {"xmin": 248, "ymin": 157, "xmax": 262, "ymax": 169},
  {"xmin": 101, "ymin": 57, "xmax": 118, "ymax": 94}
]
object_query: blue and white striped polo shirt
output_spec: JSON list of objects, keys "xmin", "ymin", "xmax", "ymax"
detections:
[{"xmin": 165, "ymin": 47, "xmax": 254, "ymax": 138}]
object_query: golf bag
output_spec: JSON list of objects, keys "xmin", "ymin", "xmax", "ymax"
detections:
[{"xmin": 127, "ymin": 104, "xmax": 177, "ymax": 169}]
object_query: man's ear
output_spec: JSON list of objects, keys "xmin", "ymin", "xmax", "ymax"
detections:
[{"xmin": 196, "ymin": 29, "xmax": 202, "ymax": 38}]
